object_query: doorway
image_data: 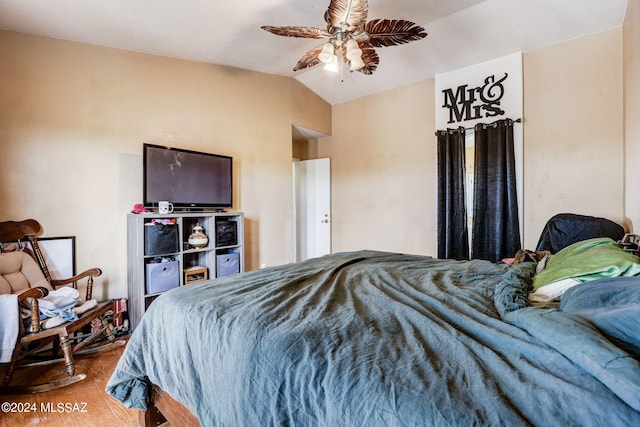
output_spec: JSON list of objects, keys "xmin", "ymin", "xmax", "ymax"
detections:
[
  {"xmin": 293, "ymin": 158, "xmax": 331, "ymax": 262},
  {"xmin": 292, "ymin": 125, "xmax": 332, "ymax": 262}
]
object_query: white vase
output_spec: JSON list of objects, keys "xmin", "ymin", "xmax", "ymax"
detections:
[{"xmin": 188, "ymin": 224, "xmax": 208, "ymax": 248}]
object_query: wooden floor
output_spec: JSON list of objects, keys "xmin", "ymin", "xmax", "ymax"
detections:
[{"xmin": 1, "ymin": 337, "xmax": 142, "ymax": 427}]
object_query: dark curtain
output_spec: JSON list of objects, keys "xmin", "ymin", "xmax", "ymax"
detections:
[
  {"xmin": 437, "ymin": 127, "xmax": 469, "ymax": 260},
  {"xmin": 471, "ymin": 119, "xmax": 521, "ymax": 261}
]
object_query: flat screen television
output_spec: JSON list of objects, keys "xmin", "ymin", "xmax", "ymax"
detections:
[{"xmin": 143, "ymin": 143, "xmax": 233, "ymax": 210}]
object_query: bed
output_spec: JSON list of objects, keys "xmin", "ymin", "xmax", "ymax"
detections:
[{"xmin": 106, "ymin": 244, "xmax": 640, "ymax": 426}]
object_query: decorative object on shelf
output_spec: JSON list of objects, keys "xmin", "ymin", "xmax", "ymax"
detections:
[
  {"xmin": 188, "ymin": 224, "xmax": 209, "ymax": 249},
  {"xmin": 261, "ymin": 0, "xmax": 427, "ymax": 75},
  {"xmin": 184, "ymin": 266, "xmax": 208, "ymax": 284},
  {"xmin": 131, "ymin": 203, "xmax": 151, "ymax": 213}
]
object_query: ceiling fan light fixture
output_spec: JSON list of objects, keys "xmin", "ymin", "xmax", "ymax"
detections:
[
  {"xmin": 345, "ymin": 38, "xmax": 362, "ymax": 60},
  {"xmin": 319, "ymin": 43, "xmax": 335, "ymax": 64},
  {"xmin": 349, "ymin": 55, "xmax": 365, "ymax": 71},
  {"xmin": 323, "ymin": 54, "xmax": 339, "ymax": 72}
]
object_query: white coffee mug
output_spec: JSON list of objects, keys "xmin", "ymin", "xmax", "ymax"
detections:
[{"xmin": 158, "ymin": 201, "xmax": 174, "ymax": 214}]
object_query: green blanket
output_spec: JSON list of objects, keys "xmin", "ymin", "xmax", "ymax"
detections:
[{"xmin": 533, "ymin": 238, "xmax": 640, "ymax": 290}]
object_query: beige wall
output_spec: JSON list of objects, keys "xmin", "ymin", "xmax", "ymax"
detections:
[
  {"xmin": 523, "ymin": 28, "xmax": 624, "ymax": 245},
  {"xmin": 320, "ymin": 27, "xmax": 626, "ymax": 255},
  {"xmin": 624, "ymin": 0, "xmax": 640, "ymax": 231},
  {"xmin": 0, "ymin": 30, "xmax": 330, "ymax": 299},
  {"xmin": 317, "ymin": 80, "xmax": 437, "ymax": 256}
]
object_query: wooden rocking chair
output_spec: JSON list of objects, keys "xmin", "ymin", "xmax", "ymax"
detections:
[{"xmin": 0, "ymin": 219, "xmax": 125, "ymax": 394}]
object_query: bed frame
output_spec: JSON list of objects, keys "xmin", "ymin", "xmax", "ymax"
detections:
[{"xmin": 141, "ymin": 384, "xmax": 200, "ymax": 427}]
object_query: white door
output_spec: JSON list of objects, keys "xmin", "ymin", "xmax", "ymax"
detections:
[{"xmin": 293, "ymin": 158, "xmax": 331, "ymax": 262}]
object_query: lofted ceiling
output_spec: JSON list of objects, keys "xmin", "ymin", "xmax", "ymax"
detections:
[{"xmin": 0, "ymin": 0, "xmax": 629, "ymax": 105}]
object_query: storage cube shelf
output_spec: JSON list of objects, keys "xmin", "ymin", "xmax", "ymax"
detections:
[{"xmin": 127, "ymin": 211, "xmax": 244, "ymax": 331}]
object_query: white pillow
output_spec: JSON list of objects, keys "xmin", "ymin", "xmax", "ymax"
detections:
[{"xmin": 528, "ymin": 277, "xmax": 581, "ymax": 303}]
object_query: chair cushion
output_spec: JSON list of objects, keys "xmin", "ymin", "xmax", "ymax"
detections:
[{"xmin": 0, "ymin": 251, "xmax": 52, "ymax": 295}]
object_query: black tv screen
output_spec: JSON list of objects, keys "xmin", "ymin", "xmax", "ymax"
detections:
[{"xmin": 143, "ymin": 143, "xmax": 232, "ymax": 209}]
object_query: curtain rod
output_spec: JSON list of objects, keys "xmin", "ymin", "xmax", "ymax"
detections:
[{"xmin": 435, "ymin": 118, "xmax": 522, "ymax": 136}]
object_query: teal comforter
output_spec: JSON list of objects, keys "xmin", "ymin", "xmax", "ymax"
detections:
[{"xmin": 106, "ymin": 251, "xmax": 640, "ymax": 426}]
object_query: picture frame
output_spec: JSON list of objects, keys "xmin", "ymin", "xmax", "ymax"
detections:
[{"xmin": 35, "ymin": 236, "xmax": 76, "ymax": 279}]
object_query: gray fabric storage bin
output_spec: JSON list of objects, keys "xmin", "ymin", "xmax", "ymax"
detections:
[
  {"xmin": 146, "ymin": 260, "xmax": 179, "ymax": 293},
  {"xmin": 216, "ymin": 253, "xmax": 239, "ymax": 278}
]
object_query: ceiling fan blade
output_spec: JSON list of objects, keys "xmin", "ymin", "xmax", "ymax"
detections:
[
  {"xmin": 325, "ymin": 0, "xmax": 368, "ymax": 32},
  {"xmin": 363, "ymin": 19, "xmax": 427, "ymax": 48},
  {"xmin": 293, "ymin": 45, "xmax": 324, "ymax": 71},
  {"xmin": 355, "ymin": 46, "xmax": 379, "ymax": 74},
  {"xmin": 261, "ymin": 26, "xmax": 331, "ymax": 39}
]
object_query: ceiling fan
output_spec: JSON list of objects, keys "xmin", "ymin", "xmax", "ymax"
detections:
[{"xmin": 261, "ymin": 0, "xmax": 427, "ymax": 75}]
